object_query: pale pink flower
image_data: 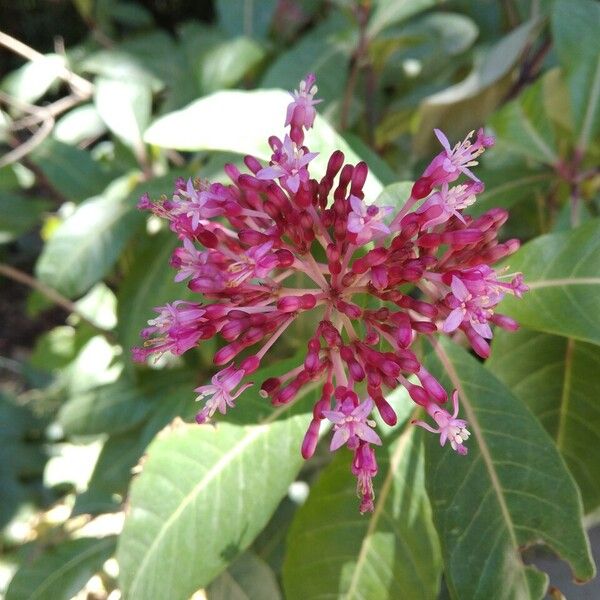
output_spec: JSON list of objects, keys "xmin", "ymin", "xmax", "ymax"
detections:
[
  {"xmin": 323, "ymin": 397, "xmax": 382, "ymax": 451},
  {"xmin": 416, "ymin": 181, "xmax": 483, "ymax": 228},
  {"xmin": 195, "ymin": 365, "xmax": 253, "ymax": 423},
  {"xmin": 412, "ymin": 391, "xmax": 470, "ymax": 455},
  {"xmin": 347, "ymin": 195, "xmax": 393, "ymax": 244},
  {"xmin": 285, "ymin": 73, "xmax": 322, "ymax": 132}
]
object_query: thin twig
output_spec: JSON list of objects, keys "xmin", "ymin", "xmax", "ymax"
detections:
[
  {"xmin": 0, "ymin": 263, "xmax": 116, "ymax": 342},
  {"xmin": 10, "ymin": 93, "xmax": 90, "ymax": 130},
  {"xmin": 0, "ymin": 30, "xmax": 93, "ymax": 97}
]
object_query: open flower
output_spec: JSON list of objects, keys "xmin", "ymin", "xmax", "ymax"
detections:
[{"xmin": 323, "ymin": 396, "xmax": 382, "ymax": 451}]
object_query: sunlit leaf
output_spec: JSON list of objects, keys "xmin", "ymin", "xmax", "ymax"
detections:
[
  {"xmin": 54, "ymin": 104, "xmax": 107, "ymax": 145},
  {"xmin": 6, "ymin": 537, "xmax": 116, "ymax": 600},
  {"xmin": 283, "ymin": 424, "xmax": 441, "ymax": 600},
  {"xmin": 424, "ymin": 339, "xmax": 595, "ymax": 600},
  {"xmin": 368, "ymin": 0, "xmax": 439, "ymax": 38},
  {"xmin": 117, "ymin": 415, "xmax": 311, "ymax": 599},
  {"xmin": 552, "ymin": 0, "xmax": 600, "ymax": 152},
  {"xmin": 1, "ymin": 54, "xmax": 65, "ymax": 103},
  {"xmin": 499, "ymin": 219, "xmax": 600, "ymax": 345},
  {"xmin": 488, "ymin": 328, "xmax": 600, "ymax": 513}
]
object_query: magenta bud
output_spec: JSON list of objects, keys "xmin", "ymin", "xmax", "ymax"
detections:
[
  {"xmin": 277, "ymin": 296, "xmax": 301, "ymax": 312},
  {"xmin": 326, "ymin": 150, "xmax": 345, "ymax": 179},
  {"xmin": 301, "ymin": 418, "xmax": 321, "ymax": 459},
  {"xmin": 195, "ymin": 229, "xmax": 219, "ymax": 248},
  {"xmin": 238, "ymin": 229, "xmax": 269, "ymax": 245},
  {"xmin": 260, "ymin": 377, "xmax": 280, "ymax": 397},
  {"xmin": 467, "ymin": 329, "xmax": 490, "ymax": 359},
  {"xmin": 214, "ymin": 344, "xmax": 240, "ymax": 365},
  {"xmin": 300, "ymin": 294, "xmax": 317, "ymax": 309},
  {"xmin": 442, "ymin": 229, "xmax": 483, "ymax": 247},
  {"xmin": 351, "ymin": 161, "xmax": 368, "ymax": 192},
  {"xmin": 273, "ymin": 383, "xmax": 298, "ymax": 405},
  {"xmin": 244, "ymin": 155, "xmax": 262, "ymax": 174},
  {"xmin": 374, "ymin": 396, "xmax": 397, "ymax": 426},
  {"xmin": 492, "ymin": 314, "xmax": 519, "ymax": 331},
  {"xmin": 365, "ymin": 247, "xmax": 388, "ymax": 267},
  {"xmin": 224, "ymin": 163, "xmax": 240, "ymax": 182},
  {"xmin": 242, "ymin": 327, "xmax": 264, "ymax": 345},
  {"xmin": 380, "ymin": 360, "xmax": 401, "ymax": 378},
  {"xmin": 411, "ymin": 177, "xmax": 432, "ymax": 200},
  {"xmin": 417, "ymin": 368, "xmax": 447, "ymax": 403},
  {"xmin": 326, "ymin": 243, "xmax": 340, "ymax": 262},
  {"xmin": 406, "ymin": 383, "xmax": 429, "ymax": 406},
  {"xmin": 240, "ymin": 355, "xmax": 260, "ymax": 374}
]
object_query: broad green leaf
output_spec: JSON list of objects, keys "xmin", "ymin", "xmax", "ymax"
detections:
[
  {"xmin": 488, "ymin": 328, "xmax": 600, "ymax": 512},
  {"xmin": 116, "ymin": 230, "xmax": 191, "ymax": 357},
  {"xmin": 368, "ymin": 0, "xmax": 438, "ymax": 38},
  {"xmin": 208, "ymin": 552, "xmax": 282, "ymax": 600},
  {"xmin": 35, "ymin": 176, "xmax": 143, "ymax": 298},
  {"xmin": 414, "ymin": 19, "xmax": 538, "ymax": 154},
  {"xmin": 499, "ymin": 219, "xmax": 600, "ymax": 345},
  {"xmin": 1, "ymin": 54, "xmax": 65, "ymax": 103},
  {"xmin": 283, "ymin": 425, "xmax": 441, "ymax": 600},
  {"xmin": 30, "ymin": 138, "xmax": 116, "ymax": 202},
  {"xmin": 58, "ymin": 376, "xmax": 155, "ymax": 437},
  {"xmin": 0, "ymin": 193, "xmax": 50, "ymax": 243},
  {"xmin": 54, "ymin": 104, "xmax": 107, "ymax": 145},
  {"xmin": 199, "ymin": 37, "xmax": 265, "ymax": 94},
  {"xmin": 117, "ymin": 415, "xmax": 311, "ymax": 599},
  {"xmin": 424, "ymin": 339, "xmax": 594, "ymax": 600},
  {"xmin": 552, "ymin": 0, "xmax": 600, "ymax": 152},
  {"xmin": 144, "ymin": 89, "xmax": 383, "ymax": 198},
  {"xmin": 112, "ymin": 1, "xmax": 154, "ymax": 27},
  {"xmin": 95, "ymin": 77, "xmax": 152, "ymax": 151},
  {"xmin": 5, "ymin": 536, "xmax": 115, "ymax": 600},
  {"xmin": 490, "ymin": 75, "xmax": 559, "ymax": 165},
  {"xmin": 374, "ymin": 181, "xmax": 413, "ymax": 209},
  {"xmin": 215, "ymin": 0, "xmax": 277, "ymax": 39}
]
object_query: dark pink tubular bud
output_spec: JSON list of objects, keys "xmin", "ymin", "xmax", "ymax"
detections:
[
  {"xmin": 411, "ymin": 321, "xmax": 437, "ymax": 334},
  {"xmin": 295, "ymin": 185, "xmax": 312, "ymax": 208},
  {"xmin": 329, "ymin": 260, "xmax": 342, "ymax": 276},
  {"xmin": 364, "ymin": 247, "xmax": 388, "ymax": 267},
  {"xmin": 399, "ymin": 297, "xmax": 438, "ymax": 319},
  {"xmin": 204, "ymin": 305, "xmax": 228, "ymax": 319},
  {"xmin": 441, "ymin": 229, "xmax": 483, "ymax": 247},
  {"xmin": 238, "ymin": 174, "xmax": 264, "ymax": 191},
  {"xmin": 224, "ymin": 162, "xmax": 241, "ymax": 183},
  {"xmin": 326, "ymin": 243, "xmax": 340, "ymax": 263},
  {"xmin": 195, "ymin": 229, "xmax": 219, "ymax": 248},
  {"xmin": 466, "ymin": 329, "xmax": 490, "ymax": 359},
  {"xmin": 416, "ymin": 233, "xmax": 442, "ymax": 248},
  {"xmin": 300, "ymin": 294, "xmax": 317, "ymax": 309},
  {"xmin": 273, "ymin": 381, "xmax": 300, "ymax": 405},
  {"xmin": 417, "ymin": 367, "xmax": 447, "ymax": 403},
  {"xmin": 214, "ymin": 342, "xmax": 243, "ymax": 365},
  {"xmin": 373, "ymin": 395, "xmax": 397, "ymax": 426},
  {"xmin": 326, "ymin": 150, "xmax": 345, "ymax": 180},
  {"xmin": 488, "ymin": 207, "xmax": 509, "ymax": 226},
  {"xmin": 405, "ymin": 382, "xmax": 429, "ymax": 407},
  {"xmin": 277, "ymin": 296, "xmax": 301, "ymax": 312},
  {"xmin": 266, "ymin": 183, "xmax": 289, "ymax": 208},
  {"xmin": 350, "ymin": 161, "xmax": 369, "ymax": 195},
  {"xmin": 273, "ymin": 249, "xmax": 293, "ymax": 268},
  {"xmin": 198, "ymin": 324, "xmax": 217, "ymax": 340},
  {"xmin": 411, "ymin": 176, "xmax": 432, "ymax": 200},
  {"xmin": 260, "ymin": 377, "xmax": 281, "ymax": 397},
  {"xmin": 486, "ymin": 239, "xmax": 520, "ymax": 261},
  {"xmin": 337, "ymin": 300, "xmax": 362, "ymax": 319},
  {"xmin": 491, "ymin": 313, "xmax": 519, "ymax": 331},
  {"xmin": 366, "ymin": 368, "xmax": 382, "ymax": 388},
  {"xmin": 319, "ymin": 321, "xmax": 342, "ymax": 346},
  {"xmin": 238, "ymin": 229, "xmax": 270, "ymax": 246},
  {"xmin": 351, "ymin": 257, "xmax": 369, "ymax": 275},
  {"xmin": 221, "ymin": 319, "xmax": 247, "ymax": 341},
  {"xmin": 301, "ymin": 418, "xmax": 321, "ymax": 459},
  {"xmin": 240, "ymin": 355, "xmax": 260, "ymax": 374},
  {"xmin": 380, "ymin": 359, "xmax": 401, "ymax": 378},
  {"xmin": 241, "ymin": 327, "xmax": 265, "ymax": 345},
  {"xmin": 244, "ymin": 155, "xmax": 262, "ymax": 174}
]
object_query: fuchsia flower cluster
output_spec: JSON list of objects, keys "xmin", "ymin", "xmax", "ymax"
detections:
[{"xmin": 134, "ymin": 75, "xmax": 526, "ymax": 513}]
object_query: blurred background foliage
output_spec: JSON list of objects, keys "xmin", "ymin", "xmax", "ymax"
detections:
[{"xmin": 0, "ymin": 0, "xmax": 599, "ymax": 598}]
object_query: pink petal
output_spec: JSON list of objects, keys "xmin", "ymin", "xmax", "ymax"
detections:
[
  {"xmin": 287, "ymin": 173, "xmax": 300, "ymax": 193},
  {"xmin": 434, "ymin": 128, "xmax": 452, "ymax": 153},
  {"xmin": 451, "ymin": 276, "xmax": 470, "ymax": 301},
  {"xmin": 443, "ymin": 308, "xmax": 465, "ymax": 333},
  {"xmin": 355, "ymin": 423, "xmax": 382, "ymax": 446},
  {"xmin": 330, "ymin": 427, "xmax": 351, "ymax": 451},
  {"xmin": 349, "ymin": 195, "xmax": 366, "ymax": 216},
  {"xmin": 353, "ymin": 398, "xmax": 374, "ymax": 420}
]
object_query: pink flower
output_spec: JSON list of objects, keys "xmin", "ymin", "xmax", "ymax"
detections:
[
  {"xmin": 323, "ymin": 396, "xmax": 382, "ymax": 451},
  {"xmin": 195, "ymin": 365, "xmax": 253, "ymax": 423},
  {"xmin": 347, "ymin": 195, "xmax": 393, "ymax": 244},
  {"xmin": 412, "ymin": 391, "xmax": 471, "ymax": 455},
  {"xmin": 134, "ymin": 74, "xmax": 525, "ymax": 512},
  {"xmin": 285, "ymin": 73, "xmax": 322, "ymax": 140},
  {"xmin": 256, "ymin": 135, "xmax": 317, "ymax": 193},
  {"xmin": 352, "ymin": 442, "xmax": 378, "ymax": 514}
]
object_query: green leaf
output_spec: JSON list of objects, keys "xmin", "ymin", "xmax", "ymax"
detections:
[
  {"xmin": 208, "ymin": 552, "xmax": 282, "ymax": 600},
  {"xmin": 283, "ymin": 425, "xmax": 441, "ymax": 600},
  {"xmin": 374, "ymin": 181, "xmax": 413, "ymax": 210},
  {"xmin": 1, "ymin": 54, "xmax": 65, "ymax": 103},
  {"xmin": 58, "ymin": 375, "xmax": 155, "ymax": 437},
  {"xmin": 488, "ymin": 328, "xmax": 600, "ymax": 513},
  {"xmin": 499, "ymin": 219, "xmax": 600, "ymax": 345},
  {"xmin": 144, "ymin": 89, "xmax": 383, "ymax": 198},
  {"xmin": 424, "ymin": 339, "xmax": 594, "ymax": 600},
  {"xmin": 5, "ymin": 536, "xmax": 115, "ymax": 600},
  {"xmin": 414, "ymin": 19, "xmax": 539, "ymax": 154},
  {"xmin": 35, "ymin": 176, "xmax": 143, "ymax": 298},
  {"xmin": 552, "ymin": 0, "xmax": 600, "ymax": 152},
  {"xmin": 0, "ymin": 193, "xmax": 50, "ymax": 243},
  {"xmin": 94, "ymin": 77, "xmax": 152, "ymax": 152},
  {"xmin": 117, "ymin": 415, "xmax": 311, "ymax": 599},
  {"xmin": 490, "ymin": 75, "xmax": 559, "ymax": 165},
  {"xmin": 368, "ymin": 0, "xmax": 438, "ymax": 38},
  {"xmin": 30, "ymin": 138, "xmax": 116, "ymax": 202},
  {"xmin": 199, "ymin": 37, "xmax": 265, "ymax": 94},
  {"xmin": 54, "ymin": 104, "xmax": 107, "ymax": 145},
  {"xmin": 215, "ymin": 0, "xmax": 277, "ymax": 39}
]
